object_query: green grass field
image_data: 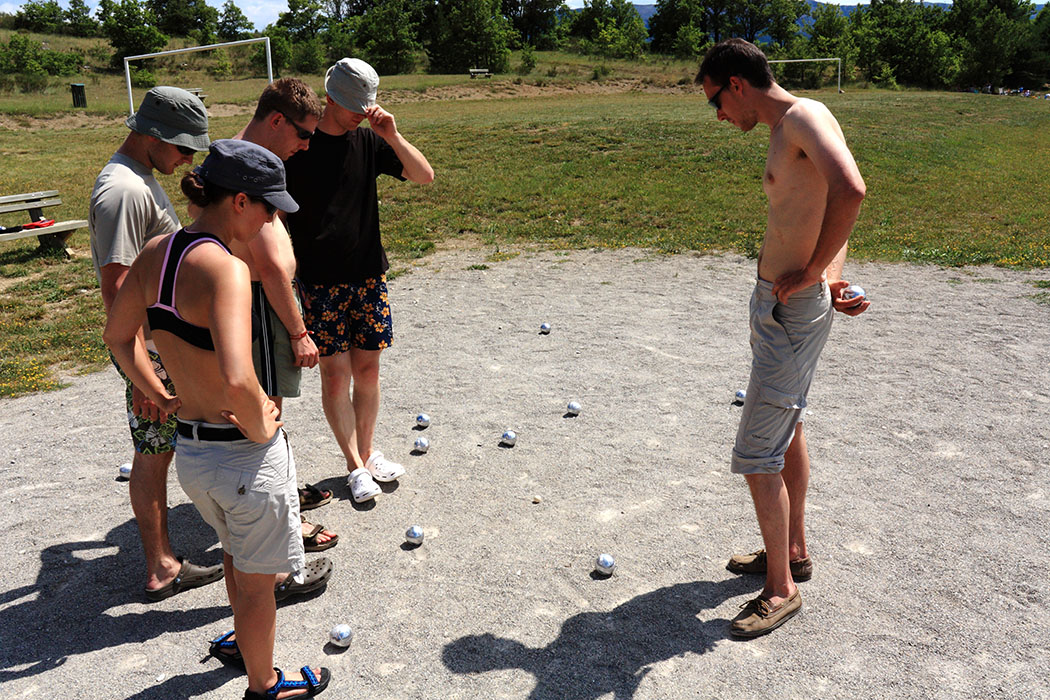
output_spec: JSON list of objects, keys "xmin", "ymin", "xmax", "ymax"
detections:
[{"xmin": 2, "ymin": 83, "xmax": 1049, "ymax": 396}]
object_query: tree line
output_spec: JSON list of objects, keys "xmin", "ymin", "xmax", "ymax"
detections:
[{"xmin": 5, "ymin": 0, "xmax": 1050, "ymax": 88}]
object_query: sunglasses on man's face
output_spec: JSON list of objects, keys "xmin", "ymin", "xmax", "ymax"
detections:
[
  {"xmin": 175, "ymin": 144, "xmax": 197, "ymax": 156},
  {"xmin": 708, "ymin": 83, "xmax": 728, "ymax": 110},
  {"xmin": 279, "ymin": 112, "xmax": 314, "ymax": 141}
]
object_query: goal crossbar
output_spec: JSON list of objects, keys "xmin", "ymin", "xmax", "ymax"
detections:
[
  {"xmin": 767, "ymin": 57, "xmax": 842, "ymax": 93},
  {"xmin": 124, "ymin": 37, "xmax": 273, "ymax": 115}
]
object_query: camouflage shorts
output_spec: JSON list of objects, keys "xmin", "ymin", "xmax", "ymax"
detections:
[{"xmin": 111, "ymin": 349, "xmax": 178, "ymax": 454}]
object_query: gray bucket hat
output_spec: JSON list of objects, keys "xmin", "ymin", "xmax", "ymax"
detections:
[
  {"xmin": 125, "ymin": 86, "xmax": 210, "ymax": 151},
  {"xmin": 325, "ymin": 58, "xmax": 379, "ymax": 114},
  {"xmin": 194, "ymin": 139, "xmax": 298, "ymax": 213}
]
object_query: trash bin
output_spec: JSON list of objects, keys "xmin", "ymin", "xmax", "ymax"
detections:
[{"xmin": 70, "ymin": 83, "xmax": 86, "ymax": 108}]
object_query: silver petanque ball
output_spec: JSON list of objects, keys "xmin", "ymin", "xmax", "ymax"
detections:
[
  {"xmin": 501, "ymin": 430, "xmax": 517, "ymax": 447},
  {"xmin": 735, "ymin": 389, "xmax": 747, "ymax": 402},
  {"xmin": 539, "ymin": 322, "xmax": 551, "ymax": 334},
  {"xmin": 567, "ymin": 401, "xmax": 581, "ymax": 416},
  {"xmin": 405, "ymin": 525, "xmax": 424, "ymax": 545},
  {"xmin": 119, "ymin": 463, "xmax": 133, "ymax": 478},
  {"xmin": 416, "ymin": 413, "xmax": 431, "ymax": 428},
  {"xmin": 414, "ymin": 436, "xmax": 430, "ymax": 453},
  {"xmin": 595, "ymin": 553, "xmax": 616, "ymax": 576},
  {"xmin": 843, "ymin": 284, "xmax": 866, "ymax": 305},
  {"xmin": 329, "ymin": 623, "xmax": 353, "ymax": 647}
]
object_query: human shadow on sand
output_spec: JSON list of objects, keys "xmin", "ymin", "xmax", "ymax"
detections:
[
  {"xmin": 443, "ymin": 579, "xmax": 750, "ymax": 700},
  {"xmin": 0, "ymin": 503, "xmax": 228, "ymax": 683}
]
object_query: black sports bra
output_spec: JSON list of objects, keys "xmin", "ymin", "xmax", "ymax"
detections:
[{"xmin": 146, "ymin": 229, "xmax": 259, "ymax": 351}]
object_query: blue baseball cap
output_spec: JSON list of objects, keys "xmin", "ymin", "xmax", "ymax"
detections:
[{"xmin": 194, "ymin": 139, "xmax": 298, "ymax": 213}]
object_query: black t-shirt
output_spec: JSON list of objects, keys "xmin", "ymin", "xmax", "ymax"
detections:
[{"xmin": 284, "ymin": 127, "xmax": 405, "ymax": 284}]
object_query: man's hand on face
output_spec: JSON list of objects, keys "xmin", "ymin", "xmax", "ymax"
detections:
[{"xmin": 364, "ymin": 105, "xmax": 397, "ymax": 140}]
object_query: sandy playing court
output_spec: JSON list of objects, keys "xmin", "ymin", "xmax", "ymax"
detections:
[{"xmin": 1, "ymin": 246, "xmax": 1048, "ymax": 699}]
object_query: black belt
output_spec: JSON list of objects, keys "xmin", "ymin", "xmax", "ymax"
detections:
[{"xmin": 177, "ymin": 421, "xmax": 247, "ymax": 442}]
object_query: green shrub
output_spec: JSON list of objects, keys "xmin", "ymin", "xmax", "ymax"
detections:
[
  {"xmin": 516, "ymin": 44, "xmax": 536, "ymax": 75},
  {"xmin": 209, "ymin": 48, "xmax": 233, "ymax": 79},
  {"xmin": 129, "ymin": 67, "xmax": 156, "ymax": 88},
  {"xmin": 291, "ymin": 36, "xmax": 324, "ymax": 74},
  {"xmin": 16, "ymin": 70, "xmax": 49, "ymax": 93}
]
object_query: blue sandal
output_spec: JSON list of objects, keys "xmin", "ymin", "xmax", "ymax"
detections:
[
  {"xmin": 243, "ymin": 666, "xmax": 331, "ymax": 699},
  {"xmin": 206, "ymin": 630, "xmax": 245, "ymax": 671}
]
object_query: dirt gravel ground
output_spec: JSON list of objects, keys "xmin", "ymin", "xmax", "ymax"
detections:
[{"xmin": 1, "ymin": 248, "xmax": 1048, "ymax": 700}]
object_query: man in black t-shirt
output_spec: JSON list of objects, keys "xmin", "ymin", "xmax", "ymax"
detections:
[{"xmin": 284, "ymin": 58, "xmax": 434, "ymax": 503}]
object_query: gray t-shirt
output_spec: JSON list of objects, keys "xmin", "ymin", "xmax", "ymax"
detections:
[{"xmin": 88, "ymin": 152, "xmax": 180, "ymax": 284}]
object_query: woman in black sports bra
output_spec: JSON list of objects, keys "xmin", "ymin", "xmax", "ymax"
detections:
[{"xmin": 105, "ymin": 140, "xmax": 331, "ymax": 700}]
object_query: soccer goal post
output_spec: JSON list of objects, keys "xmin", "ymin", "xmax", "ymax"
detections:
[
  {"xmin": 123, "ymin": 37, "xmax": 273, "ymax": 115},
  {"xmin": 767, "ymin": 57, "xmax": 842, "ymax": 93}
]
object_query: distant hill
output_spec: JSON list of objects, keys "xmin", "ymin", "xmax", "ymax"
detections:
[
  {"xmin": 631, "ymin": 2, "xmax": 1045, "ymax": 29},
  {"xmin": 635, "ymin": 4, "xmax": 657, "ymax": 26}
]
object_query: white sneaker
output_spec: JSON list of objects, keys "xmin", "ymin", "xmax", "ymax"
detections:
[
  {"xmin": 348, "ymin": 467, "xmax": 381, "ymax": 502},
  {"xmin": 366, "ymin": 451, "xmax": 405, "ymax": 483}
]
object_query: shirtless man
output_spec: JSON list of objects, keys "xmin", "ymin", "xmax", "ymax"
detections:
[
  {"xmin": 230, "ymin": 78, "xmax": 339, "ymax": 554},
  {"xmin": 696, "ymin": 39, "xmax": 869, "ymax": 637}
]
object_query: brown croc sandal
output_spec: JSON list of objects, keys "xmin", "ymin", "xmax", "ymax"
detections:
[
  {"xmin": 301, "ymin": 516, "xmax": 339, "ymax": 552},
  {"xmin": 145, "ymin": 558, "xmax": 225, "ymax": 602},
  {"xmin": 275, "ymin": 556, "xmax": 333, "ymax": 601},
  {"xmin": 726, "ymin": 549, "xmax": 813, "ymax": 582}
]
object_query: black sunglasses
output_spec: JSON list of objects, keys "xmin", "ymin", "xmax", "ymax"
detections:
[
  {"xmin": 279, "ymin": 111, "xmax": 314, "ymax": 141},
  {"xmin": 708, "ymin": 83, "xmax": 728, "ymax": 110},
  {"xmin": 249, "ymin": 195, "xmax": 277, "ymax": 217},
  {"xmin": 175, "ymin": 144, "xmax": 197, "ymax": 156}
]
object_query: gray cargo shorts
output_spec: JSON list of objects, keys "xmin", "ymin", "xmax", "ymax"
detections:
[
  {"xmin": 731, "ymin": 279, "xmax": 833, "ymax": 475},
  {"xmin": 175, "ymin": 421, "xmax": 305, "ymax": 575}
]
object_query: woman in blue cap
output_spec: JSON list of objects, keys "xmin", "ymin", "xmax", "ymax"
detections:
[{"xmin": 105, "ymin": 139, "xmax": 331, "ymax": 699}]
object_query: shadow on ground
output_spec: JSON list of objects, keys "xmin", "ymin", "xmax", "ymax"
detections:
[
  {"xmin": 0, "ymin": 503, "xmax": 227, "ymax": 683},
  {"xmin": 443, "ymin": 578, "xmax": 750, "ymax": 700}
]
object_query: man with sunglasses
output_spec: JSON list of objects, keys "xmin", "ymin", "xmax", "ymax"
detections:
[
  {"xmin": 696, "ymin": 39, "xmax": 868, "ymax": 637},
  {"xmin": 89, "ymin": 87, "xmax": 224, "ymax": 601},
  {"xmin": 284, "ymin": 58, "xmax": 434, "ymax": 504},
  {"xmin": 229, "ymin": 79, "xmax": 340, "ymax": 553}
]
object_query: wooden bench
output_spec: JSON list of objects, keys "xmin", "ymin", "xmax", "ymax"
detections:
[
  {"xmin": 187, "ymin": 87, "xmax": 208, "ymax": 101},
  {"xmin": 0, "ymin": 190, "xmax": 87, "ymax": 257},
  {"xmin": 469, "ymin": 68, "xmax": 492, "ymax": 79}
]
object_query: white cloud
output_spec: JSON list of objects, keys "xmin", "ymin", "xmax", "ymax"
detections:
[{"xmin": 237, "ymin": 0, "xmax": 286, "ymax": 30}]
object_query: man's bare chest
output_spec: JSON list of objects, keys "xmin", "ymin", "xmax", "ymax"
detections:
[{"xmin": 763, "ymin": 134, "xmax": 820, "ymax": 200}]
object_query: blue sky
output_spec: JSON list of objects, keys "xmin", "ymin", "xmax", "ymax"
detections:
[{"xmin": 2, "ymin": 1, "xmax": 868, "ymax": 37}]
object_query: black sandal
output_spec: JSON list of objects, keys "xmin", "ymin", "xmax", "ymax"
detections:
[
  {"xmin": 274, "ymin": 557, "xmax": 333, "ymax": 601},
  {"xmin": 242, "ymin": 666, "xmax": 331, "ymax": 699},
  {"xmin": 298, "ymin": 483, "xmax": 332, "ymax": 511},
  {"xmin": 206, "ymin": 629, "xmax": 246, "ymax": 671}
]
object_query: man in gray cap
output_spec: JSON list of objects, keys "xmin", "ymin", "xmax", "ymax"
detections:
[
  {"xmin": 284, "ymin": 58, "xmax": 434, "ymax": 504},
  {"xmin": 89, "ymin": 86, "xmax": 223, "ymax": 601}
]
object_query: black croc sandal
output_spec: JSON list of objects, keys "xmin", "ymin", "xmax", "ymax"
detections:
[
  {"xmin": 298, "ymin": 483, "xmax": 332, "ymax": 511},
  {"xmin": 206, "ymin": 630, "xmax": 246, "ymax": 671},
  {"xmin": 274, "ymin": 557, "xmax": 333, "ymax": 602},
  {"xmin": 242, "ymin": 666, "xmax": 331, "ymax": 699}
]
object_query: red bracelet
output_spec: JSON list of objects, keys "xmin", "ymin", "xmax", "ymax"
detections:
[{"xmin": 290, "ymin": 329, "xmax": 310, "ymax": 340}]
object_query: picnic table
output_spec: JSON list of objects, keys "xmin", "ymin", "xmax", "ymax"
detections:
[{"xmin": 0, "ymin": 190, "xmax": 87, "ymax": 257}]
